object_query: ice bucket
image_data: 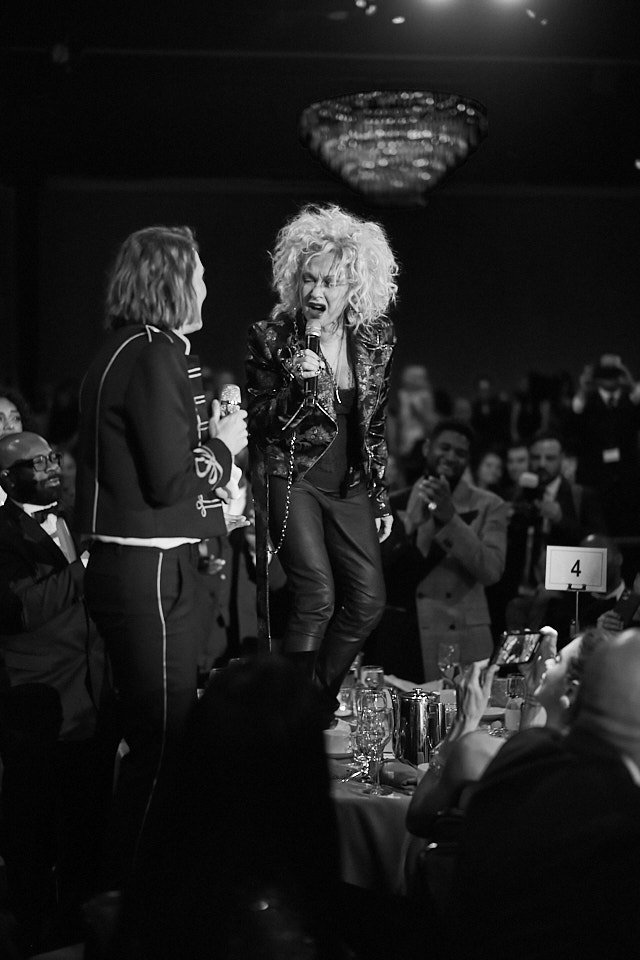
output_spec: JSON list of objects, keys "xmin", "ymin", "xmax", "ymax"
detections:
[{"xmin": 395, "ymin": 688, "xmax": 446, "ymax": 765}]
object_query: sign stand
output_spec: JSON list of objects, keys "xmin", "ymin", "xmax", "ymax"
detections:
[
  {"xmin": 565, "ymin": 583, "xmax": 587, "ymax": 635},
  {"xmin": 545, "ymin": 546, "xmax": 608, "ymax": 636}
]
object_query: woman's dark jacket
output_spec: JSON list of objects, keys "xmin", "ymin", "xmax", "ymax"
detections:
[
  {"xmin": 246, "ymin": 313, "xmax": 395, "ymax": 645},
  {"xmin": 246, "ymin": 312, "xmax": 396, "ymax": 519}
]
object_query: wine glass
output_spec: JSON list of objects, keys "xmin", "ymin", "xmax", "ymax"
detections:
[
  {"xmin": 335, "ymin": 673, "xmax": 355, "ymax": 718},
  {"xmin": 437, "ymin": 640, "xmax": 460, "ymax": 689},
  {"xmin": 356, "ymin": 689, "xmax": 394, "ymax": 797},
  {"xmin": 360, "ymin": 664, "xmax": 385, "ymax": 688}
]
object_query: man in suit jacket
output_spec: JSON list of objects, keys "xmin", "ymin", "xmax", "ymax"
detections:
[
  {"xmin": 504, "ymin": 431, "xmax": 608, "ymax": 633},
  {"xmin": 448, "ymin": 630, "xmax": 640, "ymax": 959},
  {"xmin": 379, "ymin": 420, "xmax": 508, "ymax": 680},
  {"xmin": 0, "ymin": 431, "xmax": 112, "ymax": 954}
]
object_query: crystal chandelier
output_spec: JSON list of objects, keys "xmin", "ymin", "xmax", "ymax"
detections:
[{"xmin": 299, "ymin": 90, "xmax": 488, "ymax": 207}]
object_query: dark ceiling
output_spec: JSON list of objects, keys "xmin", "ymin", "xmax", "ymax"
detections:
[{"xmin": 2, "ymin": 0, "xmax": 640, "ymax": 191}]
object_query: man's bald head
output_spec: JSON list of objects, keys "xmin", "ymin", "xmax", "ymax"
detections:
[
  {"xmin": 0, "ymin": 432, "xmax": 50, "ymax": 471},
  {"xmin": 574, "ymin": 629, "xmax": 640, "ymax": 762},
  {"xmin": 0, "ymin": 432, "xmax": 62, "ymax": 505}
]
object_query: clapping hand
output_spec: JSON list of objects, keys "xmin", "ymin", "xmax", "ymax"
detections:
[{"xmin": 404, "ymin": 473, "xmax": 455, "ymax": 532}]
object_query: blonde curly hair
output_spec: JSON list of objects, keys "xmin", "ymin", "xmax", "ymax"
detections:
[{"xmin": 270, "ymin": 204, "xmax": 399, "ymax": 334}]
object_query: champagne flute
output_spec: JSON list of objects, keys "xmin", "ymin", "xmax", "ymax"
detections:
[{"xmin": 437, "ymin": 640, "xmax": 460, "ymax": 689}]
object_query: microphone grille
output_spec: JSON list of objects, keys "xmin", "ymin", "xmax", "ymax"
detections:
[
  {"xmin": 305, "ymin": 318, "xmax": 322, "ymax": 337},
  {"xmin": 220, "ymin": 383, "xmax": 242, "ymax": 405}
]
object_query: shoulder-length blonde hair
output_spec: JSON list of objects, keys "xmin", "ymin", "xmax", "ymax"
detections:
[
  {"xmin": 105, "ymin": 225, "xmax": 200, "ymax": 331},
  {"xmin": 270, "ymin": 204, "xmax": 399, "ymax": 335}
]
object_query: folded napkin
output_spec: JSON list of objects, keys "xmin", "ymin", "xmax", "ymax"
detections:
[{"xmin": 379, "ymin": 759, "xmax": 418, "ymax": 791}]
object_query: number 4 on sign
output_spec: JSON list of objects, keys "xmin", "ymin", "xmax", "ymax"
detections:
[{"xmin": 545, "ymin": 546, "xmax": 607, "ymax": 593}]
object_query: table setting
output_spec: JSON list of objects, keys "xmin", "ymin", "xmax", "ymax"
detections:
[{"xmin": 324, "ymin": 664, "xmax": 453, "ymax": 894}]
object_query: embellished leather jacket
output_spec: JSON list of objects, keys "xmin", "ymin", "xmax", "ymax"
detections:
[{"xmin": 246, "ymin": 312, "xmax": 396, "ymax": 517}]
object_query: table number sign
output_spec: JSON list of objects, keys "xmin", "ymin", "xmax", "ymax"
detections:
[{"xmin": 544, "ymin": 545, "xmax": 607, "ymax": 593}]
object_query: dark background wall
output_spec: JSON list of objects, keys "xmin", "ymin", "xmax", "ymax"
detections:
[
  {"xmin": 3, "ymin": 1, "xmax": 640, "ymax": 405},
  {"xmin": 31, "ymin": 178, "xmax": 640, "ymax": 401}
]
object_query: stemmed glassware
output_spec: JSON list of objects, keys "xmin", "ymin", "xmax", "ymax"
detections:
[
  {"xmin": 437, "ymin": 640, "xmax": 460, "ymax": 689},
  {"xmin": 355, "ymin": 688, "xmax": 394, "ymax": 796}
]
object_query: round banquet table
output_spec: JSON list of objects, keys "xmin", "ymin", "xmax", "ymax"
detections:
[{"xmin": 329, "ymin": 761, "xmax": 424, "ymax": 896}]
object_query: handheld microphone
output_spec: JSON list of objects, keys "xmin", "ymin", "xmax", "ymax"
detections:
[
  {"xmin": 219, "ymin": 383, "xmax": 242, "ymax": 417},
  {"xmin": 303, "ymin": 319, "xmax": 322, "ymax": 406}
]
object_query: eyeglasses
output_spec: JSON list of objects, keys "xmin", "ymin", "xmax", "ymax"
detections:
[{"xmin": 10, "ymin": 452, "xmax": 62, "ymax": 472}]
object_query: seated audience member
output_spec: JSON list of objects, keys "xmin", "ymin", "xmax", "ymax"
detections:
[
  {"xmin": 108, "ymin": 656, "xmax": 351, "ymax": 960},
  {"xmin": 571, "ymin": 356, "xmax": 640, "ymax": 535},
  {"xmin": 0, "ymin": 389, "xmax": 27, "ymax": 438},
  {"xmin": 370, "ymin": 419, "xmax": 508, "ymax": 681},
  {"xmin": 472, "ymin": 448, "xmax": 504, "ymax": 494},
  {"xmin": 0, "ymin": 432, "xmax": 114, "ymax": 955},
  {"xmin": 0, "ymin": 387, "xmax": 28, "ymax": 506},
  {"xmin": 406, "ymin": 626, "xmax": 610, "ymax": 840},
  {"xmin": 446, "ymin": 629, "xmax": 640, "ymax": 959},
  {"xmin": 525, "ymin": 534, "xmax": 630, "ymax": 642},
  {"xmin": 597, "ymin": 570, "xmax": 640, "ymax": 635},
  {"xmin": 500, "ymin": 442, "xmax": 530, "ymax": 500}
]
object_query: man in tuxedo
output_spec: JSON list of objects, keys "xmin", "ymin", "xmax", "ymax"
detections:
[
  {"xmin": 0, "ymin": 431, "xmax": 112, "ymax": 954},
  {"xmin": 376, "ymin": 420, "xmax": 508, "ymax": 680}
]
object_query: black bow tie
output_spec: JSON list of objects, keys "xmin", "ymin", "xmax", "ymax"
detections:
[{"xmin": 31, "ymin": 504, "xmax": 64, "ymax": 524}]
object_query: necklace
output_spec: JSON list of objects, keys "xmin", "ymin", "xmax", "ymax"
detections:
[{"xmin": 321, "ymin": 326, "xmax": 353, "ymax": 401}]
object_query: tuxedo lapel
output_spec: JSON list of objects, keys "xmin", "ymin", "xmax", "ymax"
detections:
[{"xmin": 2, "ymin": 500, "xmax": 70, "ymax": 568}]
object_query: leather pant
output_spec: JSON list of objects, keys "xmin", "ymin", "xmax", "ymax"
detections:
[{"xmin": 269, "ymin": 477, "xmax": 385, "ymax": 709}]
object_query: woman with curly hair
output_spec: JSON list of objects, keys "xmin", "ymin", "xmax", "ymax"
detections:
[
  {"xmin": 246, "ymin": 204, "xmax": 399, "ymax": 718},
  {"xmin": 0, "ymin": 386, "xmax": 28, "ymax": 439}
]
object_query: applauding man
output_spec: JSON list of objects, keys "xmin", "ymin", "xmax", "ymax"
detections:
[{"xmin": 384, "ymin": 420, "xmax": 508, "ymax": 680}]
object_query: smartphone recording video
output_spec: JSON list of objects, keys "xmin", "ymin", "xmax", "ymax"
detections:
[{"xmin": 490, "ymin": 631, "xmax": 542, "ymax": 667}]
